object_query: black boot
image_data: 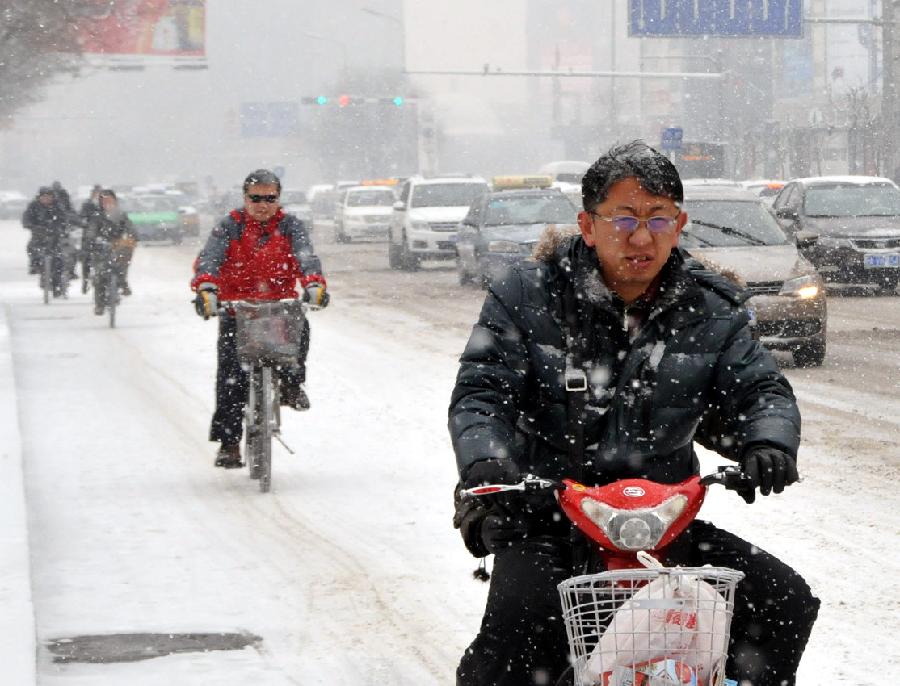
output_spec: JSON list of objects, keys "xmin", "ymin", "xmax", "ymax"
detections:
[{"xmin": 214, "ymin": 443, "xmax": 243, "ymax": 469}]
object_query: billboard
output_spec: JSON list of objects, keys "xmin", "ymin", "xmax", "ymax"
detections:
[
  {"xmin": 629, "ymin": 0, "xmax": 803, "ymax": 38},
  {"xmin": 77, "ymin": 0, "xmax": 206, "ymax": 57}
]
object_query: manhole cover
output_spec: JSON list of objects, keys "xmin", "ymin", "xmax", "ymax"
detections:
[{"xmin": 46, "ymin": 632, "xmax": 262, "ymax": 663}]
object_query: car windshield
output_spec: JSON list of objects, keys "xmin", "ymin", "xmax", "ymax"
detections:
[
  {"xmin": 282, "ymin": 191, "xmax": 307, "ymax": 204},
  {"xmin": 133, "ymin": 196, "xmax": 180, "ymax": 212},
  {"xmin": 410, "ymin": 183, "xmax": 487, "ymax": 208},
  {"xmin": 484, "ymin": 194, "xmax": 577, "ymax": 225},
  {"xmin": 682, "ymin": 200, "xmax": 790, "ymax": 247},
  {"xmin": 347, "ymin": 190, "xmax": 395, "ymax": 207},
  {"xmin": 804, "ymin": 183, "xmax": 900, "ymax": 217}
]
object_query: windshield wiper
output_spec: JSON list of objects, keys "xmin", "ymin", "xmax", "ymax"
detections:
[
  {"xmin": 681, "ymin": 230, "xmax": 716, "ymax": 247},
  {"xmin": 688, "ymin": 220, "xmax": 767, "ymax": 246}
]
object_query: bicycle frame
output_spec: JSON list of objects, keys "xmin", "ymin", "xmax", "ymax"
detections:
[
  {"xmin": 92, "ymin": 242, "xmax": 122, "ymax": 327},
  {"xmin": 221, "ymin": 298, "xmax": 305, "ymax": 493}
]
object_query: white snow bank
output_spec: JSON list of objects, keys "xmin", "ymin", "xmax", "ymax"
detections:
[{"xmin": 0, "ymin": 307, "xmax": 36, "ymax": 684}]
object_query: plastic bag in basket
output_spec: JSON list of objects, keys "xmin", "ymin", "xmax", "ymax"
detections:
[{"xmin": 585, "ymin": 572, "xmax": 729, "ymax": 685}]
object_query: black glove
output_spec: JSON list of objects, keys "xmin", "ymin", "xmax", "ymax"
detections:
[
  {"xmin": 738, "ymin": 445, "xmax": 799, "ymax": 504},
  {"xmin": 454, "ymin": 459, "xmax": 526, "ymax": 556},
  {"xmin": 194, "ymin": 282, "xmax": 218, "ymax": 320}
]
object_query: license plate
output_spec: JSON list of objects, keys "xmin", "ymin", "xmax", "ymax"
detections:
[{"xmin": 863, "ymin": 253, "xmax": 900, "ymax": 268}]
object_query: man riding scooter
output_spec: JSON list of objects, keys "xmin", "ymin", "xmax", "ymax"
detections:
[{"xmin": 449, "ymin": 141, "xmax": 819, "ymax": 686}]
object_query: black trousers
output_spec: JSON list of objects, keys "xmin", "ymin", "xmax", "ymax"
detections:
[
  {"xmin": 457, "ymin": 521, "xmax": 819, "ymax": 686},
  {"xmin": 209, "ymin": 313, "xmax": 310, "ymax": 445}
]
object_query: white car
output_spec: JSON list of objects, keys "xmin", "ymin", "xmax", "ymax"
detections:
[
  {"xmin": 389, "ymin": 176, "xmax": 489, "ymax": 270},
  {"xmin": 281, "ymin": 189, "xmax": 313, "ymax": 225},
  {"xmin": 334, "ymin": 185, "xmax": 395, "ymax": 243},
  {"xmin": 0, "ymin": 190, "xmax": 28, "ymax": 219}
]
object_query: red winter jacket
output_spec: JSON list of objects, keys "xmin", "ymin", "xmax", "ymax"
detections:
[{"xmin": 191, "ymin": 209, "xmax": 325, "ymax": 300}]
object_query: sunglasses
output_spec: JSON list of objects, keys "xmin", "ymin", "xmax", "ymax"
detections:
[
  {"xmin": 248, "ymin": 194, "xmax": 279, "ymax": 204},
  {"xmin": 590, "ymin": 211, "xmax": 678, "ymax": 234}
]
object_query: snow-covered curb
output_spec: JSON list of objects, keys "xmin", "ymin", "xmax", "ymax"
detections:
[{"xmin": 0, "ymin": 307, "xmax": 36, "ymax": 684}]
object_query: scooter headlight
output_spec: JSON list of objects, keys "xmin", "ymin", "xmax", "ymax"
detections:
[{"xmin": 580, "ymin": 495, "xmax": 688, "ymax": 551}]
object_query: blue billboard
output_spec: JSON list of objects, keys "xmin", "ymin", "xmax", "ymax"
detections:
[
  {"xmin": 240, "ymin": 102, "xmax": 299, "ymax": 138},
  {"xmin": 629, "ymin": 0, "xmax": 803, "ymax": 38}
]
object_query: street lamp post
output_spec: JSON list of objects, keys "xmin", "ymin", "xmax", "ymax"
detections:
[{"xmin": 360, "ymin": 7, "xmax": 405, "ymax": 73}]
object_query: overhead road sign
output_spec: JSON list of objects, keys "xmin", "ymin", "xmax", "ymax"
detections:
[
  {"xmin": 660, "ymin": 127, "xmax": 684, "ymax": 151},
  {"xmin": 629, "ymin": 0, "xmax": 803, "ymax": 38},
  {"xmin": 240, "ymin": 102, "xmax": 299, "ymax": 138}
]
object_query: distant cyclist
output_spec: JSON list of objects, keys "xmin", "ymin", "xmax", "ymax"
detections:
[
  {"xmin": 22, "ymin": 187, "xmax": 57, "ymax": 274},
  {"xmin": 80, "ymin": 185, "xmax": 104, "ymax": 280},
  {"xmin": 22, "ymin": 185, "xmax": 72, "ymax": 293},
  {"xmin": 191, "ymin": 169, "xmax": 329, "ymax": 469},
  {"xmin": 88, "ymin": 190, "xmax": 138, "ymax": 313}
]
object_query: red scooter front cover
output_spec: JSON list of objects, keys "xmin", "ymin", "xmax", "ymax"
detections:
[{"xmin": 556, "ymin": 476, "xmax": 707, "ymax": 566}]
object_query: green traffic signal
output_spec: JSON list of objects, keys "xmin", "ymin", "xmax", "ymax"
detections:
[
  {"xmin": 316, "ymin": 95, "xmax": 328, "ymax": 105},
  {"xmin": 392, "ymin": 96, "xmax": 404, "ymax": 107}
]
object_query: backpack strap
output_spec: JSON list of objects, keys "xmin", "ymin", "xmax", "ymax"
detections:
[{"xmin": 560, "ymin": 279, "xmax": 590, "ymax": 484}]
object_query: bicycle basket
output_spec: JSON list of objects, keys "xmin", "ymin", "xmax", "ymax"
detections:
[
  {"xmin": 232, "ymin": 300, "xmax": 304, "ymax": 366},
  {"xmin": 558, "ymin": 567, "xmax": 744, "ymax": 686}
]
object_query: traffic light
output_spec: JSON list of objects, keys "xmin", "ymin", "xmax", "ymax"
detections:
[{"xmin": 300, "ymin": 95, "xmax": 412, "ymax": 107}]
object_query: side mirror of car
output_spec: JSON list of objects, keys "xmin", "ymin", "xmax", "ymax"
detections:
[
  {"xmin": 794, "ymin": 230, "xmax": 819, "ymax": 249},
  {"xmin": 775, "ymin": 207, "xmax": 799, "ymax": 222},
  {"xmin": 392, "ymin": 201, "xmax": 406, "ymax": 212}
]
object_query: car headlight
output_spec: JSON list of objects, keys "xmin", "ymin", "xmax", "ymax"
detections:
[
  {"xmin": 580, "ymin": 495, "xmax": 688, "ymax": 551},
  {"xmin": 487, "ymin": 240, "xmax": 524, "ymax": 253},
  {"xmin": 410, "ymin": 221, "xmax": 430, "ymax": 231},
  {"xmin": 779, "ymin": 274, "xmax": 820, "ymax": 299}
]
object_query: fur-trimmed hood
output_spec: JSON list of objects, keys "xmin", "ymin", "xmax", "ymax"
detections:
[{"xmin": 530, "ymin": 225, "xmax": 748, "ymax": 304}]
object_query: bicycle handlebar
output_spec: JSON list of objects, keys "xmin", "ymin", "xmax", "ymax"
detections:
[{"xmin": 215, "ymin": 297, "xmax": 320, "ymax": 315}]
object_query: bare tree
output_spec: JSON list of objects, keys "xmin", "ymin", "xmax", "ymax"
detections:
[{"xmin": 0, "ymin": 0, "xmax": 91, "ymax": 119}]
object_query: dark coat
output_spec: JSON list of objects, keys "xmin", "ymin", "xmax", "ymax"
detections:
[
  {"xmin": 22, "ymin": 199, "xmax": 69, "ymax": 247},
  {"xmin": 449, "ymin": 231, "xmax": 801, "ymax": 487},
  {"xmin": 89, "ymin": 210, "xmax": 137, "ymax": 245}
]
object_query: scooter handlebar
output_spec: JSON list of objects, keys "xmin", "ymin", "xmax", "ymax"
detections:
[
  {"xmin": 699, "ymin": 465, "xmax": 754, "ymax": 491},
  {"xmin": 463, "ymin": 467, "xmax": 754, "ymax": 500}
]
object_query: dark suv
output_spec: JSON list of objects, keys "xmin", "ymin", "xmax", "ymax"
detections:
[{"xmin": 772, "ymin": 176, "xmax": 900, "ymax": 292}]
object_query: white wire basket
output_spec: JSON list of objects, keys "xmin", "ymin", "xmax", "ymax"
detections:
[
  {"xmin": 233, "ymin": 300, "xmax": 305, "ymax": 366},
  {"xmin": 558, "ymin": 567, "xmax": 744, "ymax": 686}
]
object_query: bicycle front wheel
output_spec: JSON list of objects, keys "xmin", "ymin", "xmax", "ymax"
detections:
[
  {"xmin": 108, "ymin": 272, "xmax": 117, "ymax": 328},
  {"xmin": 258, "ymin": 367, "xmax": 274, "ymax": 493},
  {"xmin": 42, "ymin": 255, "xmax": 51, "ymax": 304},
  {"xmin": 245, "ymin": 367, "xmax": 262, "ymax": 480}
]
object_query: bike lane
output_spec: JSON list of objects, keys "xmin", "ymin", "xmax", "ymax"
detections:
[{"xmin": 0, "ymin": 301, "xmax": 38, "ymax": 685}]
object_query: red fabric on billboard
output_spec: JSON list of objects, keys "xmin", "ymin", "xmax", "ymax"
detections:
[{"xmin": 79, "ymin": 0, "xmax": 206, "ymax": 57}]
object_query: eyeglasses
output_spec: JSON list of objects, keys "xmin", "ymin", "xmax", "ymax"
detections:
[
  {"xmin": 247, "ymin": 194, "xmax": 279, "ymax": 204},
  {"xmin": 590, "ymin": 211, "xmax": 679, "ymax": 234}
]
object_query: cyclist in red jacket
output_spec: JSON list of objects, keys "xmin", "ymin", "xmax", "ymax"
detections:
[{"xmin": 191, "ymin": 169, "xmax": 328, "ymax": 468}]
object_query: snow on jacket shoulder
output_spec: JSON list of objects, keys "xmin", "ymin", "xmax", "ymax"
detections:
[
  {"xmin": 191, "ymin": 209, "xmax": 324, "ymax": 300},
  {"xmin": 449, "ymin": 231, "xmax": 800, "ymax": 485}
]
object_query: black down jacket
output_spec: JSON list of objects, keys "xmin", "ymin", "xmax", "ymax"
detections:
[{"xmin": 449, "ymin": 231, "xmax": 801, "ymax": 486}]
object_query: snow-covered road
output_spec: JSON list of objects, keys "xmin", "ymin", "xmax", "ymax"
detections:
[{"xmin": 1, "ymin": 221, "xmax": 898, "ymax": 684}]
